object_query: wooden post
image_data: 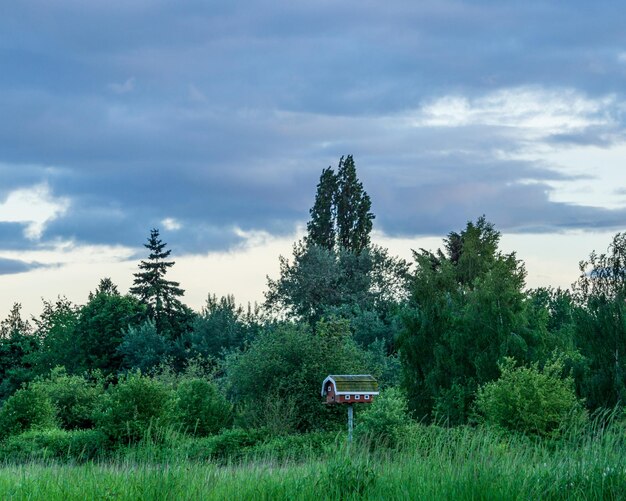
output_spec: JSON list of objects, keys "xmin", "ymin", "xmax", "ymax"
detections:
[{"xmin": 347, "ymin": 404, "xmax": 354, "ymax": 443}]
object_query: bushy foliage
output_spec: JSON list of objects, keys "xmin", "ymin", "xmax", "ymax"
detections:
[
  {"xmin": 0, "ymin": 385, "xmax": 57, "ymax": 438},
  {"xmin": 355, "ymin": 387, "xmax": 410, "ymax": 447},
  {"xmin": 95, "ymin": 372, "xmax": 174, "ymax": 443},
  {"xmin": 173, "ymin": 377, "xmax": 232, "ymax": 436},
  {"xmin": 0, "ymin": 428, "xmax": 108, "ymax": 462},
  {"xmin": 30, "ymin": 297, "xmax": 79, "ymax": 376},
  {"xmin": 572, "ymin": 232, "xmax": 626, "ymax": 409},
  {"xmin": 118, "ymin": 319, "xmax": 172, "ymax": 373},
  {"xmin": 184, "ymin": 295, "xmax": 260, "ymax": 360},
  {"xmin": 0, "ymin": 326, "xmax": 39, "ymax": 401},
  {"xmin": 224, "ymin": 321, "xmax": 369, "ymax": 432},
  {"xmin": 73, "ymin": 283, "xmax": 145, "ymax": 375},
  {"xmin": 31, "ymin": 368, "xmax": 104, "ymax": 430},
  {"xmin": 475, "ymin": 356, "xmax": 586, "ymax": 438},
  {"xmin": 398, "ymin": 217, "xmax": 550, "ymax": 424},
  {"xmin": 180, "ymin": 428, "xmax": 265, "ymax": 462}
]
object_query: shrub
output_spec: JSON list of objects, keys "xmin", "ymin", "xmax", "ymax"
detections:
[
  {"xmin": 0, "ymin": 386, "xmax": 57, "ymax": 438},
  {"xmin": 173, "ymin": 378, "xmax": 232, "ymax": 436},
  {"xmin": 0, "ymin": 428, "xmax": 108, "ymax": 462},
  {"xmin": 31, "ymin": 367, "xmax": 104, "ymax": 430},
  {"xmin": 475, "ymin": 356, "xmax": 586, "ymax": 438},
  {"xmin": 181, "ymin": 428, "xmax": 265, "ymax": 462},
  {"xmin": 95, "ymin": 372, "xmax": 173, "ymax": 443},
  {"xmin": 223, "ymin": 321, "xmax": 369, "ymax": 432},
  {"xmin": 355, "ymin": 387, "xmax": 410, "ymax": 448}
]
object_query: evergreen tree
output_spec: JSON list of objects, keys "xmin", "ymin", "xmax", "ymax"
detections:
[{"xmin": 130, "ymin": 229, "xmax": 190, "ymax": 338}]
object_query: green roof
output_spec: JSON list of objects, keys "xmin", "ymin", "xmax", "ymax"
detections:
[{"xmin": 322, "ymin": 375, "xmax": 379, "ymax": 395}]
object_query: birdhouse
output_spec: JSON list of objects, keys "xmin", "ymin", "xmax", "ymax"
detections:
[{"xmin": 321, "ymin": 375, "xmax": 379, "ymax": 405}]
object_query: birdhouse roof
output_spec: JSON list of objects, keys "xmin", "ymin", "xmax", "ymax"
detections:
[{"xmin": 321, "ymin": 375, "xmax": 379, "ymax": 396}]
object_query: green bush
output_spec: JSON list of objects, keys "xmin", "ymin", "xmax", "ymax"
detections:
[
  {"xmin": 355, "ymin": 387, "xmax": 410, "ymax": 447},
  {"xmin": 95, "ymin": 372, "xmax": 174, "ymax": 443},
  {"xmin": 0, "ymin": 428, "xmax": 108, "ymax": 462},
  {"xmin": 475, "ymin": 356, "xmax": 587, "ymax": 438},
  {"xmin": 173, "ymin": 378, "xmax": 232, "ymax": 436},
  {"xmin": 31, "ymin": 367, "xmax": 104, "ymax": 430},
  {"xmin": 0, "ymin": 386, "xmax": 57, "ymax": 438},
  {"xmin": 181, "ymin": 428, "xmax": 264, "ymax": 462},
  {"xmin": 224, "ymin": 321, "xmax": 369, "ymax": 432}
]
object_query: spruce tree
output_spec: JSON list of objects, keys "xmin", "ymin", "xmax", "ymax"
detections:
[{"xmin": 130, "ymin": 229, "xmax": 187, "ymax": 337}]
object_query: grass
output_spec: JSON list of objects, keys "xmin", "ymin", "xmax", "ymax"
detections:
[{"xmin": 0, "ymin": 421, "xmax": 624, "ymax": 500}]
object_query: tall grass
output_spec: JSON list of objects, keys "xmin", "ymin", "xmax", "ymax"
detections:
[{"xmin": 0, "ymin": 416, "xmax": 624, "ymax": 500}]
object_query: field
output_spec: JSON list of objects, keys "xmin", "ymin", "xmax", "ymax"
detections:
[{"xmin": 0, "ymin": 423, "xmax": 623, "ymax": 501}]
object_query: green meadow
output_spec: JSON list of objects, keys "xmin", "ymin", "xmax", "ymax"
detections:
[{"xmin": 0, "ymin": 420, "xmax": 624, "ymax": 501}]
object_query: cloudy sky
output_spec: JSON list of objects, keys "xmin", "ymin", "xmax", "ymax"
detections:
[{"xmin": 2, "ymin": 1, "xmax": 626, "ymax": 317}]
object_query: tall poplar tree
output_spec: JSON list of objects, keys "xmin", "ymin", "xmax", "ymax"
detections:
[
  {"xmin": 305, "ymin": 155, "xmax": 375, "ymax": 254},
  {"xmin": 306, "ymin": 167, "xmax": 337, "ymax": 251},
  {"xmin": 130, "ymin": 229, "xmax": 190, "ymax": 338},
  {"xmin": 268, "ymin": 156, "xmax": 408, "ymax": 334},
  {"xmin": 336, "ymin": 155, "xmax": 374, "ymax": 253}
]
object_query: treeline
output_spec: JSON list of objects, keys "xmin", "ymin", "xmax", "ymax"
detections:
[{"xmin": 0, "ymin": 155, "xmax": 625, "ymax": 450}]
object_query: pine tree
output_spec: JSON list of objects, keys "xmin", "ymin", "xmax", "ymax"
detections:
[{"xmin": 130, "ymin": 229, "xmax": 187, "ymax": 337}]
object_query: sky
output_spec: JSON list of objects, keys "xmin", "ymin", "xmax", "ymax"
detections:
[{"xmin": 1, "ymin": 1, "xmax": 626, "ymax": 318}]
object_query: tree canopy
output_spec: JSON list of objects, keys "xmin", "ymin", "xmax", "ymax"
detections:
[{"xmin": 130, "ymin": 228, "xmax": 192, "ymax": 338}]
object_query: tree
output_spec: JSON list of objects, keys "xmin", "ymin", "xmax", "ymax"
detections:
[
  {"xmin": 265, "ymin": 242, "xmax": 408, "ymax": 329},
  {"xmin": 397, "ymin": 217, "xmax": 541, "ymax": 424},
  {"xmin": 572, "ymin": 232, "xmax": 626, "ymax": 409},
  {"xmin": 73, "ymin": 279, "xmax": 145, "ymax": 374},
  {"xmin": 223, "ymin": 321, "xmax": 369, "ymax": 432},
  {"xmin": 0, "ymin": 304, "xmax": 38, "ymax": 400},
  {"xmin": 336, "ymin": 155, "xmax": 374, "ymax": 254},
  {"xmin": 130, "ymin": 229, "xmax": 192, "ymax": 338},
  {"xmin": 307, "ymin": 167, "xmax": 338, "ymax": 251},
  {"xmin": 185, "ymin": 294, "xmax": 259, "ymax": 360},
  {"xmin": 117, "ymin": 319, "xmax": 172, "ymax": 373},
  {"xmin": 0, "ymin": 303, "xmax": 32, "ymax": 339},
  {"xmin": 267, "ymin": 156, "xmax": 406, "ymax": 332},
  {"xmin": 31, "ymin": 297, "xmax": 79, "ymax": 375},
  {"xmin": 306, "ymin": 155, "xmax": 374, "ymax": 254}
]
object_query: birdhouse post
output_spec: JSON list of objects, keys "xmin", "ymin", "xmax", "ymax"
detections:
[{"xmin": 321, "ymin": 375, "xmax": 379, "ymax": 442}]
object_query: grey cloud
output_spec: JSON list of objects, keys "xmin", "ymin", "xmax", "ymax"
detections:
[
  {"xmin": 0, "ymin": 257, "xmax": 48, "ymax": 275},
  {"xmin": 1, "ymin": 1, "xmax": 626, "ymax": 254}
]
